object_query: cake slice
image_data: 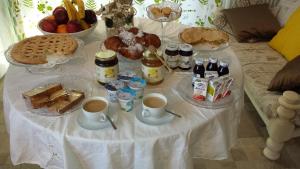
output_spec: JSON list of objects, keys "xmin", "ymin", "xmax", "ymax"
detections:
[
  {"xmin": 23, "ymin": 83, "xmax": 63, "ymax": 100},
  {"xmin": 48, "ymin": 90, "xmax": 85, "ymax": 114},
  {"xmin": 47, "ymin": 89, "xmax": 69, "ymax": 106}
]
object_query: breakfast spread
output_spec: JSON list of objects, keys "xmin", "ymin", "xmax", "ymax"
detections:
[
  {"xmin": 142, "ymin": 48, "xmax": 164, "ymax": 85},
  {"xmin": 23, "ymin": 83, "xmax": 85, "ymax": 113},
  {"xmin": 104, "ymin": 27, "xmax": 161, "ymax": 60},
  {"xmin": 10, "ymin": 34, "xmax": 78, "ymax": 64},
  {"xmin": 39, "ymin": 0, "xmax": 97, "ymax": 33},
  {"xmin": 180, "ymin": 27, "xmax": 229, "ymax": 46}
]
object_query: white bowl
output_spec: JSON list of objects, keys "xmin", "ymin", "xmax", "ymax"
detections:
[{"xmin": 38, "ymin": 19, "xmax": 98, "ymax": 38}]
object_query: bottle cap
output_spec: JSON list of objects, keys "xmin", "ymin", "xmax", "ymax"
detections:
[
  {"xmin": 195, "ymin": 58, "xmax": 204, "ymax": 65},
  {"xmin": 209, "ymin": 57, "xmax": 217, "ymax": 63},
  {"xmin": 179, "ymin": 43, "xmax": 193, "ymax": 52},
  {"xmin": 220, "ymin": 61, "xmax": 228, "ymax": 67},
  {"xmin": 166, "ymin": 43, "xmax": 178, "ymax": 51}
]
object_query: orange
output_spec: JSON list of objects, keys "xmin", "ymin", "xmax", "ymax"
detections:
[
  {"xmin": 56, "ymin": 24, "xmax": 68, "ymax": 33},
  {"xmin": 46, "ymin": 15, "xmax": 55, "ymax": 21}
]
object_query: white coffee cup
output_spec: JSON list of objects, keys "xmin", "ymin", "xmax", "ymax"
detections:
[
  {"xmin": 82, "ymin": 97, "xmax": 109, "ymax": 122},
  {"xmin": 142, "ymin": 93, "xmax": 167, "ymax": 119}
]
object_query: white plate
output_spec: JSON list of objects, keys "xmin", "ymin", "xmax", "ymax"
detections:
[
  {"xmin": 23, "ymin": 75, "xmax": 93, "ymax": 116},
  {"xmin": 77, "ymin": 108, "xmax": 118, "ymax": 130},
  {"xmin": 136, "ymin": 109, "xmax": 174, "ymax": 126},
  {"xmin": 5, "ymin": 38, "xmax": 84, "ymax": 70}
]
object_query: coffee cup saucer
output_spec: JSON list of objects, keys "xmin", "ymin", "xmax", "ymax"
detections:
[
  {"xmin": 136, "ymin": 109, "xmax": 174, "ymax": 126},
  {"xmin": 77, "ymin": 109, "xmax": 118, "ymax": 130}
]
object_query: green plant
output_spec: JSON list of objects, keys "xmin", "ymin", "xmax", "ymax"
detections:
[
  {"xmin": 37, "ymin": 1, "xmax": 53, "ymax": 14},
  {"xmin": 215, "ymin": 0, "xmax": 222, "ymax": 7},
  {"xmin": 134, "ymin": 0, "xmax": 144, "ymax": 5},
  {"xmin": 85, "ymin": 0, "xmax": 96, "ymax": 10},
  {"xmin": 199, "ymin": 0, "xmax": 208, "ymax": 5},
  {"xmin": 195, "ymin": 18, "xmax": 205, "ymax": 26},
  {"xmin": 23, "ymin": 0, "xmax": 33, "ymax": 8}
]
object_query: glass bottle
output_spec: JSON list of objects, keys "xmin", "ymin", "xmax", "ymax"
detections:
[
  {"xmin": 206, "ymin": 57, "xmax": 218, "ymax": 71},
  {"xmin": 218, "ymin": 61, "xmax": 229, "ymax": 76},
  {"xmin": 192, "ymin": 58, "xmax": 205, "ymax": 86}
]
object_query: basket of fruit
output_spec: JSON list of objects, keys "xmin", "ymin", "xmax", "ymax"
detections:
[{"xmin": 38, "ymin": 0, "xmax": 98, "ymax": 38}]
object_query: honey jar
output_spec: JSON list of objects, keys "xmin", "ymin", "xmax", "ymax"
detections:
[{"xmin": 141, "ymin": 50, "xmax": 164, "ymax": 85}]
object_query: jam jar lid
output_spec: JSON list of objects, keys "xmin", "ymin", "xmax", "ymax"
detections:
[
  {"xmin": 208, "ymin": 57, "xmax": 218, "ymax": 63},
  {"xmin": 105, "ymin": 80, "xmax": 125, "ymax": 91},
  {"xmin": 118, "ymin": 71, "xmax": 137, "ymax": 81},
  {"xmin": 117, "ymin": 87, "xmax": 135, "ymax": 100},
  {"xmin": 219, "ymin": 60, "xmax": 229, "ymax": 67},
  {"xmin": 128, "ymin": 77, "xmax": 146, "ymax": 89},
  {"xmin": 166, "ymin": 43, "xmax": 178, "ymax": 51},
  {"xmin": 195, "ymin": 58, "xmax": 204, "ymax": 65},
  {"xmin": 179, "ymin": 43, "xmax": 193, "ymax": 52},
  {"xmin": 95, "ymin": 50, "xmax": 116, "ymax": 61}
]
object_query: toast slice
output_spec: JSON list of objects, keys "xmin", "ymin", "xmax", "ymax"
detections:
[
  {"xmin": 48, "ymin": 90, "xmax": 85, "ymax": 114},
  {"xmin": 23, "ymin": 83, "xmax": 63, "ymax": 100}
]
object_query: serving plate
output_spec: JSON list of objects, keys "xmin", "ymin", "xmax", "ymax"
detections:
[
  {"xmin": 5, "ymin": 38, "xmax": 84, "ymax": 72},
  {"xmin": 22, "ymin": 75, "xmax": 93, "ymax": 116}
]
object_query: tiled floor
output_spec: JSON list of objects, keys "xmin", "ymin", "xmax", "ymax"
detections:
[{"xmin": 0, "ymin": 76, "xmax": 299, "ymax": 169}]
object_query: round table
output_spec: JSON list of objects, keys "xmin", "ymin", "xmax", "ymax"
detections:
[{"xmin": 3, "ymin": 19, "xmax": 243, "ymax": 169}]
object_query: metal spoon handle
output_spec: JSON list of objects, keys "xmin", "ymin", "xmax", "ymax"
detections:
[
  {"xmin": 106, "ymin": 115, "xmax": 117, "ymax": 130},
  {"xmin": 165, "ymin": 109, "xmax": 181, "ymax": 118}
]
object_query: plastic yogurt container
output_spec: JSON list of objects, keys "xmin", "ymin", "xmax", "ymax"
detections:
[
  {"xmin": 105, "ymin": 80, "xmax": 125, "ymax": 102},
  {"xmin": 117, "ymin": 87, "xmax": 135, "ymax": 112},
  {"xmin": 128, "ymin": 77, "xmax": 146, "ymax": 99}
]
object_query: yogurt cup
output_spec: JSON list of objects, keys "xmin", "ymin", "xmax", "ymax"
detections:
[
  {"xmin": 105, "ymin": 80, "xmax": 125, "ymax": 102},
  {"xmin": 117, "ymin": 71, "xmax": 137, "ymax": 85},
  {"xmin": 128, "ymin": 77, "xmax": 146, "ymax": 100},
  {"xmin": 117, "ymin": 87, "xmax": 135, "ymax": 112}
]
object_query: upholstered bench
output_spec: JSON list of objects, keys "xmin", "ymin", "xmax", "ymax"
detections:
[{"xmin": 220, "ymin": 0, "xmax": 300, "ymax": 160}]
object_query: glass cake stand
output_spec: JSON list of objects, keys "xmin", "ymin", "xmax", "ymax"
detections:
[{"xmin": 146, "ymin": 1, "xmax": 182, "ymax": 45}]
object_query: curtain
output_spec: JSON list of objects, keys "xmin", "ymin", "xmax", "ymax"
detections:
[
  {"xmin": 14, "ymin": 0, "xmax": 230, "ymax": 37},
  {"xmin": 0, "ymin": 0, "xmax": 25, "ymax": 78}
]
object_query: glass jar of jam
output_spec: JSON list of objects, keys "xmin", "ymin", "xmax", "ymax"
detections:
[
  {"xmin": 142, "ymin": 50, "xmax": 164, "ymax": 85},
  {"xmin": 95, "ymin": 50, "xmax": 119, "ymax": 85},
  {"xmin": 165, "ymin": 43, "xmax": 179, "ymax": 69},
  {"xmin": 179, "ymin": 43, "xmax": 193, "ymax": 70},
  {"xmin": 192, "ymin": 58, "xmax": 205, "ymax": 86},
  {"xmin": 218, "ymin": 61, "xmax": 229, "ymax": 76},
  {"xmin": 206, "ymin": 57, "xmax": 218, "ymax": 71}
]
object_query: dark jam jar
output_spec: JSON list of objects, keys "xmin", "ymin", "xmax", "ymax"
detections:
[
  {"xmin": 179, "ymin": 43, "xmax": 193, "ymax": 70},
  {"xmin": 95, "ymin": 50, "xmax": 119, "ymax": 85},
  {"xmin": 218, "ymin": 61, "xmax": 229, "ymax": 76},
  {"xmin": 192, "ymin": 58, "xmax": 205, "ymax": 86},
  {"xmin": 165, "ymin": 43, "xmax": 179, "ymax": 69},
  {"xmin": 206, "ymin": 57, "xmax": 218, "ymax": 71}
]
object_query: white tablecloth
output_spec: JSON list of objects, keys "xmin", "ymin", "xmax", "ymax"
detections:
[{"xmin": 3, "ymin": 19, "xmax": 243, "ymax": 169}]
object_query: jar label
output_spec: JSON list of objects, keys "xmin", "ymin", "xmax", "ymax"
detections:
[
  {"xmin": 179, "ymin": 56, "xmax": 191, "ymax": 69},
  {"xmin": 142, "ymin": 65, "xmax": 163, "ymax": 83},
  {"xmin": 166, "ymin": 54, "xmax": 178, "ymax": 62},
  {"xmin": 96, "ymin": 65, "xmax": 119, "ymax": 83}
]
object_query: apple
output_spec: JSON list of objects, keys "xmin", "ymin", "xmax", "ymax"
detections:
[
  {"xmin": 53, "ymin": 7, "xmax": 69, "ymax": 24},
  {"xmin": 66, "ymin": 21, "xmax": 82, "ymax": 33},
  {"xmin": 40, "ymin": 19, "xmax": 58, "ymax": 33}
]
